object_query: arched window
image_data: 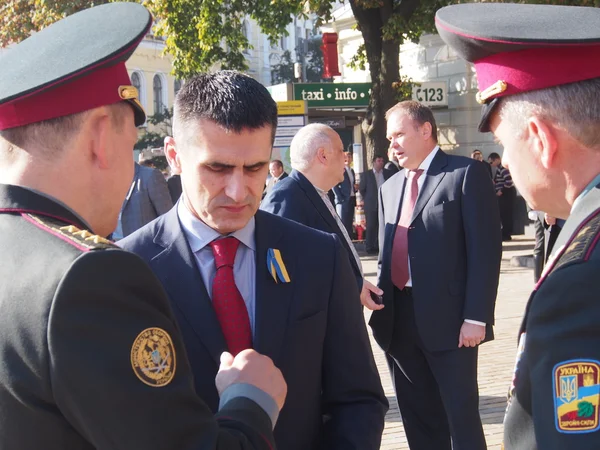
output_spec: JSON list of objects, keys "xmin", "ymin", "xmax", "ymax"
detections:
[
  {"xmin": 153, "ymin": 74, "xmax": 164, "ymax": 114},
  {"xmin": 131, "ymin": 72, "xmax": 141, "ymax": 94},
  {"xmin": 174, "ymin": 79, "xmax": 182, "ymax": 97}
]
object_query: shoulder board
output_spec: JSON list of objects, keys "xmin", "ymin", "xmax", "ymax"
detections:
[
  {"xmin": 553, "ymin": 211, "xmax": 600, "ymax": 272},
  {"xmin": 23, "ymin": 213, "xmax": 117, "ymax": 251}
]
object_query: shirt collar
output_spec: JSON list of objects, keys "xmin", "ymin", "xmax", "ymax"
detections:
[
  {"xmin": 405, "ymin": 145, "xmax": 439, "ymax": 178},
  {"xmin": 572, "ymin": 173, "xmax": 600, "ymax": 213},
  {"xmin": 177, "ymin": 200, "xmax": 256, "ymax": 253}
]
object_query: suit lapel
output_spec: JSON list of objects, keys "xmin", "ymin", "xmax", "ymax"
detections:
[
  {"xmin": 150, "ymin": 207, "xmax": 226, "ymax": 365},
  {"xmin": 253, "ymin": 211, "xmax": 295, "ymax": 364},
  {"xmin": 411, "ymin": 150, "xmax": 448, "ymax": 223},
  {"xmin": 292, "ymin": 170, "xmax": 361, "ymax": 276}
]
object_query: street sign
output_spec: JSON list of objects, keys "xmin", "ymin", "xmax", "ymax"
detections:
[
  {"xmin": 274, "ymin": 136, "xmax": 294, "ymax": 147},
  {"xmin": 277, "ymin": 116, "xmax": 305, "ymax": 127},
  {"xmin": 276, "ymin": 126, "xmax": 303, "ymax": 137},
  {"xmin": 308, "ymin": 116, "xmax": 346, "ymax": 129},
  {"xmin": 293, "ymin": 83, "xmax": 372, "ymax": 108},
  {"xmin": 277, "ymin": 100, "xmax": 307, "ymax": 116},
  {"xmin": 412, "ymin": 82, "xmax": 448, "ymax": 107}
]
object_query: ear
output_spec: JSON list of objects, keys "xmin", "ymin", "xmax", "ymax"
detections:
[
  {"xmin": 85, "ymin": 108, "xmax": 111, "ymax": 169},
  {"xmin": 164, "ymin": 136, "xmax": 181, "ymax": 175},
  {"xmin": 527, "ymin": 116, "xmax": 558, "ymax": 169},
  {"xmin": 420, "ymin": 122, "xmax": 433, "ymax": 140},
  {"xmin": 316, "ymin": 146, "xmax": 328, "ymax": 165}
]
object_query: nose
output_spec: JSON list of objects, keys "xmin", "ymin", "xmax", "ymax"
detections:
[{"xmin": 224, "ymin": 170, "xmax": 247, "ymax": 203}]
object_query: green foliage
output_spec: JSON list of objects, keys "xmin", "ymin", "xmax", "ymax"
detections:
[
  {"xmin": 271, "ymin": 50, "xmax": 295, "ymax": 84},
  {"xmin": 393, "ymin": 76, "xmax": 419, "ymax": 102},
  {"xmin": 271, "ymin": 39, "xmax": 323, "ymax": 84},
  {"xmin": 134, "ymin": 107, "xmax": 173, "ymax": 151}
]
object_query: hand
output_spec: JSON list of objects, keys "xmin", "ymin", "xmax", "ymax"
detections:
[
  {"xmin": 216, "ymin": 349, "xmax": 287, "ymax": 411},
  {"xmin": 545, "ymin": 213, "xmax": 556, "ymax": 226},
  {"xmin": 458, "ymin": 322, "xmax": 485, "ymax": 348},
  {"xmin": 496, "ymin": 190, "xmax": 503, "ymax": 197},
  {"xmin": 360, "ymin": 279, "xmax": 384, "ymax": 311}
]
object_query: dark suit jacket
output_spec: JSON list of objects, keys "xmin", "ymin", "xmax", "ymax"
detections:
[
  {"xmin": 504, "ymin": 183, "xmax": 600, "ymax": 450},
  {"xmin": 261, "ymin": 170, "xmax": 363, "ymax": 292},
  {"xmin": 370, "ymin": 150, "xmax": 502, "ymax": 352},
  {"xmin": 359, "ymin": 170, "xmax": 381, "ymax": 213},
  {"xmin": 384, "ymin": 161, "xmax": 399, "ymax": 180},
  {"xmin": 167, "ymin": 174, "xmax": 182, "ymax": 203},
  {"xmin": 332, "ymin": 169, "xmax": 352, "ymax": 207},
  {"xmin": 119, "ymin": 163, "xmax": 173, "ymax": 238},
  {"xmin": 262, "ymin": 172, "xmax": 288, "ymax": 199},
  {"xmin": 120, "ymin": 208, "xmax": 387, "ymax": 450},
  {"xmin": 0, "ymin": 184, "xmax": 276, "ymax": 450}
]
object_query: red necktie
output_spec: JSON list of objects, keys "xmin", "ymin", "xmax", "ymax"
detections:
[
  {"xmin": 209, "ymin": 237, "xmax": 252, "ymax": 356},
  {"xmin": 391, "ymin": 169, "xmax": 424, "ymax": 289}
]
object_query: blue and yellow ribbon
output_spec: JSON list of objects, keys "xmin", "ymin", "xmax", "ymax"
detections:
[{"xmin": 267, "ymin": 248, "xmax": 291, "ymax": 283}]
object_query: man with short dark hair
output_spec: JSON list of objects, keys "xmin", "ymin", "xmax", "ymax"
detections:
[
  {"xmin": 489, "ymin": 152, "xmax": 516, "ymax": 241},
  {"xmin": 359, "ymin": 154, "xmax": 386, "ymax": 254},
  {"xmin": 371, "ymin": 100, "xmax": 502, "ymax": 450},
  {"xmin": 0, "ymin": 4, "xmax": 287, "ymax": 449},
  {"xmin": 121, "ymin": 71, "xmax": 388, "ymax": 450},
  {"xmin": 262, "ymin": 159, "xmax": 287, "ymax": 198},
  {"xmin": 471, "ymin": 149, "xmax": 493, "ymax": 179},
  {"xmin": 437, "ymin": 4, "xmax": 600, "ymax": 447}
]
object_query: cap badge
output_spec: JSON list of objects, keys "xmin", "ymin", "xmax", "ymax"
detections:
[
  {"xmin": 119, "ymin": 85, "xmax": 139, "ymax": 101},
  {"xmin": 131, "ymin": 327, "xmax": 176, "ymax": 387},
  {"xmin": 476, "ymin": 80, "xmax": 507, "ymax": 104}
]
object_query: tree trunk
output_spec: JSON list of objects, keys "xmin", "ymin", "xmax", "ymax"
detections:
[{"xmin": 350, "ymin": 0, "xmax": 400, "ymax": 169}]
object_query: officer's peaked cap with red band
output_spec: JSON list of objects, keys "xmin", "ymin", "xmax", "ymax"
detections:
[
  {"xmin": 0, "ymin": 2, "xmax": 152, "ymax": 131},
  {"xmin": 435, "ymin": 3, "xmax": 600, "ymax": 132}
]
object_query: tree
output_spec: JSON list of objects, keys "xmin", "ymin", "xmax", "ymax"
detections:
[
  {"xmin": 2, "ymin": 0, "xmax": 593, "ymax": 161},
  {"xmin": 271, "ymin": 39, "xmax": 323, "ymax": 84},
  {"xmin": 134, "ymin": 107, "xmax": 173, "ymax": 151}
]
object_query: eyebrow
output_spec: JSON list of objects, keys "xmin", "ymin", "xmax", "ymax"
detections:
[{"xmin": 205, "ymin": 161, "xmax": 269, "ymax": 170}]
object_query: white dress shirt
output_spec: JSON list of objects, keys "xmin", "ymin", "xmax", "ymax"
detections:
[
  {"xmin": 374, "ymin": 168, "xmax": 385, "ymax": 189},
  {"xmin": 346, "ymin": 166, "xmax": 356, "ymax": 196},
  {"xmin": 402, "ymin": 146, "xmax": 484, "ymax": 326},
  {"xmin": 177, "ymin": 201, "xmax": 257, "ymax": 335}
]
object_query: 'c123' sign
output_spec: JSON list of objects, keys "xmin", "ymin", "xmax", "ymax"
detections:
[{"xmin": 412, "ymin": 82, "xmax": 448, "ymax": 107}]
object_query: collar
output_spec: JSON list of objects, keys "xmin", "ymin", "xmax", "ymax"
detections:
[
  {"xmin": 405, "ymin": 145, "xmax": 439, "ymax": 178},
  {"xmin": 22, "ymin": 187, "xmax": 92, "ymax": 230},
  {"xmin": 177, "ymin": 199, "xmax": 256, "ymax": 253},
  {"xmin": 572, "ymin": 173, "xmax": 600, "ymax": 213}
]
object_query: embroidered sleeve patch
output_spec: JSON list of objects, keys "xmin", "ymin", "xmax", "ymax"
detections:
[
  {"xmin": 131, "ymin": 328, "xmax": 176, "ymax": 387},
  {"xmin": 553, "ymin": 359, "xmax": 600, "ymax": 433}
]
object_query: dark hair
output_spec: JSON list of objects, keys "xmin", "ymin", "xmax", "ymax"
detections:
[
  {"xmin": 174, "ymin": 70, "xmax": 278, "ymax": 143},
  {"xmin": 270, "ymin": 159, "xmax": 283, "ymax": 169},
  {"xmin": 372, "ymin": 154, "xmax": 384, "ymax": 163},
  {"xmin": 385, "ymin": 100, "xmax": 438, "ymax": 142},
  {"xmin": 488, "ymin": 152, "xmax": 501, "ymax": 161},
  {"xmin": 471, "ymin": 149, "xmax": 482, "ymax": 157}
]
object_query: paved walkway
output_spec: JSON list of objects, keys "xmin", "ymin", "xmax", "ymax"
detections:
[{"xmin": 360, "ymin": 236, "xmax": 535, "ymax": 450}]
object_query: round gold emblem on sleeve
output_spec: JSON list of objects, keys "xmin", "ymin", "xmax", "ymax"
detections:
[{"xmin": 131, "ymin": 327, "xmax": 176, "ymax": 387}]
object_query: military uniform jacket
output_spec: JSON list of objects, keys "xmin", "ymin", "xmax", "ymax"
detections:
[
  {"xmin": 0, "ymin": 184, "xmax": 275, "ymax": 450},
  {"xmin": 504, "ymin": 180, "xmax": 600, "ymax": 449}
]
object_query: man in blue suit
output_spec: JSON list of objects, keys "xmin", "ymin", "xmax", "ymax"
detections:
[
  {"xmin": 261, "ymin": 123, "xmax": 383, "ymax": 311},
  {"xmin": 371, "ymin": 101, "xmax": 501, "ymax": 450},
  {"xmin": 120, "ymin": 71, "xmax": 387, "ymax": 450},
  {"xmin": 333, "ymin": 151, "xmax": 356, "ymax": 236},
  {"xmin": 112, "ymin": 162, "xmax": 173, "ymax": 239}
]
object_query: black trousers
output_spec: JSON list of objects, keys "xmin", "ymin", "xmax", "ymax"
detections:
[
  {"xmin": 365, "ymin": 208, "xmax": 378, "ymax": 252},
  {"xmin": 498, "ymin": 188, "xmax": 515, "ymax": 239},
  {"xmin": 533, "ymin": 214, "xmax": 545, "ymax": 283},
  {"xmin": 343, "ymin": 196, "xmax": 356, "ymax": 238},
  {"xmin": 387, "ymin": 288, "xmax": 487, "ymax": 450}
]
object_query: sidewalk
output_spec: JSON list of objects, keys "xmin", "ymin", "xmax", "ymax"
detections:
[{"xmin": 360, "ymin": 236, "xmax": 535, "ymax": 450}]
